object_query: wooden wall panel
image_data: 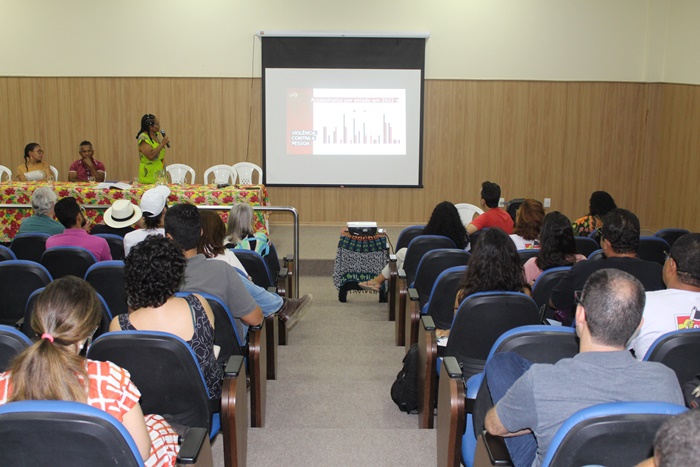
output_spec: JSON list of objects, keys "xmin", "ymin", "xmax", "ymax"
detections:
[{"xmin": 0, "ymin": 77, "xmax": 697, "ymax": 231}]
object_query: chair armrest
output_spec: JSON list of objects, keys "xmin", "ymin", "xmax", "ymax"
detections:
[
  {"xmin": 398, "ymin": 268, "xmax": 406, "ymax": 279},
  {"xmin": 176, "ymin": 427, "xmax": 210, "ymax": 466},
  {"xmin": 417, "ymin": 315, "xmax": 438, "ymax": 429},
  {"xmin": 408, "ymin": 287, "xmax": 419, "ymax": 301},
  {"xmin": 389, "ymin": 254, "xmax": 397, "ymax": 262},
  {"xmin": 283, "ymin": 253, "xmax": 294, "ymax": 263},
  {"xmin": 247, "ymin": 322, "xmax": 267, "ymax": 427},
  {"xmin": 221, "ymin": 355, "xmax": 247, "ymax": 467},
  {"xmin": 436, "ymin": 356, "xmax": 467, "ymax": 467},
  {"xmin": 474, "ymin": 432, "xmax": 512, "ymax": 467},
  {"xmin": 421, "ymin": 315, "xmax": 436, "ymax": 331},
  {"xmin": 277, "ymin": 267, "xmax": 288, "ymax": 278},
  {"xmin": 443, "ymin": 356, "xmax": 463, "ymax": 378}
]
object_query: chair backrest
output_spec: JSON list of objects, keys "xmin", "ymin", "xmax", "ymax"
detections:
[
  {"xmin": 266, "ymin": 242, "xmax": 282, "ymax": 276},
  {"xmin": 412, "ymin": 249, "xmax": 470, "ymax": 310},
  {"xmin": 643, "ymin": 328, "xmax": 700, "ymax": 386},
  {"xmin": 654, "ymin": 228, "xmax": 690, "ymax": 248},
  {"xmin": 506, "ymin": 198, "xmax": 525, "ymax": 222},
  {"xmin": 588, "ymin": 228, "xmax": 602, "ymax": 246},
  {"xmin": 638, "ymin": 236, "xmax": 670, "ymax": 265},
  {"xmin": 88, "ymin": 331, "xmax": 213, "ymax": 430},
  {"xmin": 0, "ymin": 245, "xmax": 16, "ymax": 262},
  {"xmin": 165, "ymin": 163, "xmax": 196, "ymax": 184},
  {"xmin": 455, "ymin": 203, "xmax": 484, "ymax": 226},
  {"xmin": 84, "ymin": 261, "xmax": 128, "ymax": 317},
  {"xmin": 531, "ymin": 266, "xmax": 572, "ymax": 309},
  {"xmin": 574, "ymin": 236, "xmax": 599, "ymax": 257},
  {"xmin": 231, "ymin": 162, "xmax": 263, "ymax": 185},
  {"xmin": 423, "ymin": 266, "xmax": 467, "ymax": 329},
  {"xmin": 0, "ymin": 325, "xmax": 31, "ymax": 371},
  {"xmin": 0, "ymin": 400, "xmax": 145, "ymax": 467},
  {"xmin": 0, "ymin": 260, "xmax": 52, "ymax": 326},
  {"xmin": 403, "ymin": 235, "xmax": 457, "ymax": 284},
  {"xmin": 587, "ymin": 249, "xmax": 605, "ymax": 261},
  {"xmin": 10, "ymin": 233, "xmax": 50, "ymax": 263},
  {"xmin": 445, "ymin": 291, "xmax": 540, "ymax": 378},
  {"xmin": 204, "ymin": 165, "xmax": 236, "ymax": 185},
  {"xmin": 40, "ymin": 246, "xmax": 97, "ymax": 280},
  {"xmin": 49, "ymin": 165, "xmax": 59, "ymax": 181},
  {"xmin": 395, "ymin": 225, "xmax": 424, "ymax": 252},
  {"xmin": 541, "ymin": 402, "xmax": 687, "ymax": 467},
  {"xmin": 0, "ymin": 165, "xmax": 12, "ymax": 182},
  {"xmin": 93, "ymin": 233, "xmax": 125, "ymax": 260},
  {"xmin": 176, "ymin": 291, "xmax": 244, "ymax": 364},
  {"xmin": 232, "ymin": 249, "xmax": 274, "ymax": 288},
  {"xmin": 517, "ymin": 249, "xmax": 539, "ymax": 266}
]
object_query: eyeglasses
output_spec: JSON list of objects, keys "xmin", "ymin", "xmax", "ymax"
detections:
[
  {"xmin": 664, "ymin": 251, "xmax": 671, "ymax": 263},
  {"xmin": 596, "ymin": 228, "xmax": 605, "ymax": 242},
  {"xmin": 574, "ymin": 290, "xmax": 584, "ymax": 307}
]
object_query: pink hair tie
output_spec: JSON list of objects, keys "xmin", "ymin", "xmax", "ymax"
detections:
[{"xmin": 41, "ymin": 333, "xmax": 54, "ymax": 343}]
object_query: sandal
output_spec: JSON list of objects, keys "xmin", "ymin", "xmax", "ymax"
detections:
[{"xmin": 358, "ymin": 280, "xmax": 381, "ymax": 292}]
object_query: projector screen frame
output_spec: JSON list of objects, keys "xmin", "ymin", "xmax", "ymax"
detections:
[{"xmin": 260, "ymin": 34, "xmax": 427, "ymax": 188}]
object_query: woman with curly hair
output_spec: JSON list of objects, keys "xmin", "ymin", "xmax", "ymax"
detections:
[
  {"xmin": 572, "ymin": 190, "xmax": 617, "ymax": 236},
  {"xmin": 509, "ymin": 199, "xmax": 545, "ymax": 250},
  {"xmin": 359, "ymin": 201, "xmax": 469, "ymax": 292},
  {"xmin": 109, "ymin": 235, "xmax": 222, "ymax": 399},
  {"xmin": 523, "ymin": 211, "xmax": 587, "ymax": 284},
  {"xmin": 0, "ymin": 277, "xmax": 180, "ymax": 466}
]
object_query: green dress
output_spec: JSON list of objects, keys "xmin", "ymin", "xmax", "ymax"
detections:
[{"xmin": 137, "ymin": 132, "xmax": 165, "ymax": 184}]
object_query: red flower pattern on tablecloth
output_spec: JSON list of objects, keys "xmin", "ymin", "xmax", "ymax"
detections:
[{"xmin": 0, "ymin": 182, "xmax": 268, "ymax": 242}]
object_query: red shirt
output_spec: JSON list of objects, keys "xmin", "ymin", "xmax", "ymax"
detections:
[
  {"xmin": 470, "ymin": 208, "xmax": 514, "ymax": 234},
  {"xmin": 69, "ymin": 158, "xmax": 106, "ymax": 181}
]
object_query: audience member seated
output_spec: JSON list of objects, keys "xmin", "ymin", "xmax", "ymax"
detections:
[
  {"xmin": 484, "ymin": 269, "xmax": 683, "ymax": 467},
  {"xmin": 466, "ymin": 181, "xmax": 513, "ymax": 235},
  {"xmin": 640, "ymin": 409, "xmax": 700, "ymax": 467},
  {"xmin": 550, "ymin": 208, "xmax": 664, "ymax": 321},
  {"xmin": 17, "ymin": 186, "xmax": 64, "ymax": 236},
  {"xmin": 110, "ymin": 235, "xmax": 222, "ymax": 399},
  {"xmin": 358, "ymin": 201, "xmax": 468, "ymax": 292},
  {"xmin": 509, "ymin": 199, "xmax": 544, "ymax": 250},
  {"xmin": 68, "ymin": 141, "xmax": 106, "ymax": 182},
  {"xmin": 523, "ymin": 211, "xmax": 586, "ymax": 285},
  {"xmin": 123, "ymin": 185, "xmax": 169, "ymax": 255},
  {"xmin": 628, "ymin": 233, "xmax": 700, "ymax": 359},
  {"xmin": 0, "ymin": 276, "xmax": 179, "ymax": 465},
  {"xmin": 15, "ymin": 143, "xmax": 52, "ymax": 182},
  {"xmin": 439, "ymin": 228, "xmax": 529, "ymax": 339},
  {"xmin": 225, "ymin": 203, "xmax": 271, "ymax": 256},
  {"xmin": 571, "ymin": 190, "xmax": 617, "ymax": 236},
  {"xmin": 199, "ymin": 210, "xmax": 311, "ymax": 329},
  {"xmin": 90, "ymin": 199, "xmax": 142, "ymax": 237},
  {"xmin": 47, "ymin": 197, "xmax": 111, "ymax": 261}
]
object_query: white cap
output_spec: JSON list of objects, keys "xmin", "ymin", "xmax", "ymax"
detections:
[{"xmin": 140, "ymin": 186, "xmax": 171, "ymax": 218}]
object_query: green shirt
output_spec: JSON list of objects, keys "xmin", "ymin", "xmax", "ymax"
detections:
[
  {"xmin": 17, "ymin": 213, "xmax": 64, "ymax": 236},
  {"xmin": 137, "ymin": 132, "xmax": 165, "ymax": 184}
]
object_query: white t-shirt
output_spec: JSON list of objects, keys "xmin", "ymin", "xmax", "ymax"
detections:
[
  {"xmin": 123, "ymin": 227, "xmax": 165, "ymax": 256},
  {"xmin": 510, "ymin": 234, "xmax": 539, "ymax": 251},
  {"xmin": 628, "ymin": 288, "xmax": 700, "ymax": 359},
  {"xmin": 210, "ymin": 249, "xmax": 248, "ymax": 276}
]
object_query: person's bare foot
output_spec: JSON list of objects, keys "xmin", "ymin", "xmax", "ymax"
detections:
[{"xmin": 358, "ymin": 280, "xmax": 381, "ymax": 292}]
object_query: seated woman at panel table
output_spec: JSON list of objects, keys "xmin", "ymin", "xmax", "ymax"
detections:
[
  {"xmin": 224, "ymin": 202, "xmax": 271, "ymax": 257},
  {"xmin": 15, "ymin": 143, "xmax": 53, "ymax": 182},
  {"xmin": 523, "ymin": 211, "xmax": 587, "ymax": 285},
  {"xmin": 0, "ymin": 276, "xmax": 180, "ymax": 466},
  {"xmin": 109, "ymin": 235, "xmax": 223, "ymax": 399},
  {"xmin": 437, "ymin": 228, "xmax": 529, "ymax": 339},
  {"xmin": 571, "ymin": 190, "xmax": 617, "ymax": 236},
  {"xmin": 359, "ymin": 201, "xmax": 469, "ymax": 292},
  {"xmin": 509, "ymin": 199, "xmax": 545, "ymax": 250}
]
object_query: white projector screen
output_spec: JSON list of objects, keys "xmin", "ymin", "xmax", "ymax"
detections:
[{"xmin": 261, "ymin": 36, "xmax": 426, "ymax": 187}]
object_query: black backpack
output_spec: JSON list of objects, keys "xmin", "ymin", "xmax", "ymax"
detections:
[{"xmin": 391, "ymin": 343, "xmax": 419, "ymax": 413}]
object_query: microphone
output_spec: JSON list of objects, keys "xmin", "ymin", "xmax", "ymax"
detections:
[{"xmin": 160, "ymin": 129, "xmax": 171, "ymax": 148}]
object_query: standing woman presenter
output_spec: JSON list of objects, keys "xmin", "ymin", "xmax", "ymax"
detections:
[{"xmin": 136, "ymin": 114, "xmax": 169, "ymax": 184}]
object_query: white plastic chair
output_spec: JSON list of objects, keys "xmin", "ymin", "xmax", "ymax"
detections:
[
  {"xmin": 166, "ymin": 164, "xmax": 196, "ymax": 184},
  {"xmin": 49, "ymin": 166, "xmax": 59, "ymax": 181},
  {"xmin": 203, "ymin": 165, "xmax": 236, "ymax": 185},
  {"xmin": 0, "ymin": 165, "xmax": 12, "ymax": 182},
  {"xmin": 231, "ymin": 162, "xmax": 263, "ymax": 185},
  {"xmin": 455, "ymin": 203, "xmax": 484, "ymax": 225}
]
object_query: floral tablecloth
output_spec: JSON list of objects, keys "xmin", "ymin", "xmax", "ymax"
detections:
[{"xmin": 0, "ymin": 182, "xmax": 269, "ymax": 242}]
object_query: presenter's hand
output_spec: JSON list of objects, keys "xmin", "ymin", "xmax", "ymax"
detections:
[{"xmin": 161, "ymin": 136, "xmax": 170, "ymax": 147}]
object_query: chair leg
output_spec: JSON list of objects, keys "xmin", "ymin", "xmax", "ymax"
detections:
[
  {"xmin": 264, "ymin": 315, "xmax": 278, "ymax": 380},
  {"xmin": 437, "ymin": 359, "xmax": 466, "ymax": 467},
  {"xmin": 248, "ymin": 322, "xmax": 267, "ymax": 428},
  {"xmin": 221, "ymin": 356, "xmax": 248, "ymax": 467},
  {"xmin": 417, "ymin": 317, "xmax": 437, "ymax": 429},
  {"xmin": 395, "ymin": 276, "xmax": 407, "ymax": 346}
]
